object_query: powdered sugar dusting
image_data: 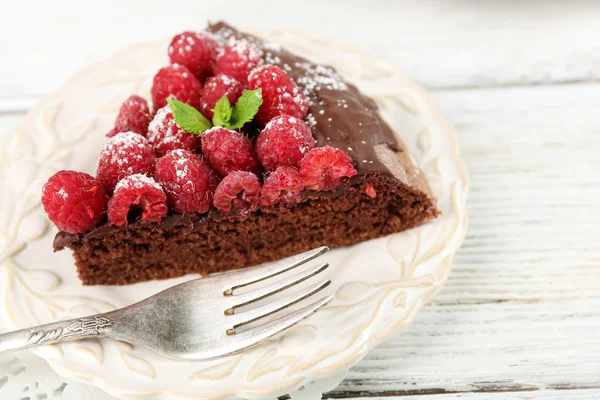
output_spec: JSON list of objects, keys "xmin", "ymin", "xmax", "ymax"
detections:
[
  {"xmin": 204, "ymin": 126, "xmax": 229, "ymax": 135},
  {"xmin": 170, "ymin": 149, "xmax": 195, "ymax": 180},
  {"xmin": 305, "ymin": 113, "xmax": 317, "ymax": 128},
  {"xmin": 248, "ymin": 64, "xmax": 267, "ymax": 82},
  {"xmin": 171, "ymin": 149, "xmax": 188, "ymax": 158},
  {"xmin": 294, "ymin": 62, "xmax": 349, "ymax": 105},
  {"xmin": 100, "ymin": 131, "xmax": 149, "ymax": 173},
  {"xmin": 216, "ymin": 40, "xmax": 261, "ymax": 67},
  {"xmin": 230, "ymin": 41, "xmax": 259, "ymax": 59},
  {"xmin": 148, "ymin": 105, "xmax": 171, "ymax": 133},
  {"xmin": 147, "ymin": 105, "xmax": 200, "ymax": 155},
  {"xmin": 57, "ymin": 188, "xmax": 68, "ymax": 199},
  {"xmin": 114, "ymin": 173, "xmax": 162, "ymax": 193},
  {"xmin": 264, "ymin": 52, "xmax": 281, "ymax": 65},
  {"xmin": 208, "ymin": 74, "xmax": 238, "ymax": 88},
  {"xmin": 213, "ymin": 27, "xmax": 246, "ymax": 46},
  {"xmin": 262, "ymin": 116, "xmax": 315, "ymax": 157},
  {"xmin": 213, "ymin": 38, "xmax": 263, "ymax": 83}
]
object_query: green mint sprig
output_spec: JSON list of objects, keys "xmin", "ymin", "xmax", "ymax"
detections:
[
  {"xmin": 212, "ymin": 96, "xmax": 233, "ymax": 128},
  {"xmin": 168, "ymin": 89, "xmax": 263, "ymax": 135},
  {"xmin": 166, "ymin": 97, "xmax": 212, "ymax": 134},
  {"xmin": 225, "ymin": 89, "xmax": 263, "ymax": 129}
]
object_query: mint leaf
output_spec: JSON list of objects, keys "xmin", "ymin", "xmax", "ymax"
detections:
[
  {"xmin": 212, "ymin": 95, "xmax": 232, "ymax": 127},
  {"xmin": 229, "ymin": 89, "xmax": 263, "ymax": 129},
  {"xmin": 167, "ymin": 96, "xmax": 212, "ymax": 135},
  {"xmin": 210, "ymin": 89, "xmax": 263, "ymax": 129}
]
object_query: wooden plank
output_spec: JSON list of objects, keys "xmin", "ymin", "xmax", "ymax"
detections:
[
  {"xmin": 2, "ymin": 0, "xmax": 600, "ymax": 102},
  {"xmin": 327, "ymin": 83, "xmax": 600, "ymax": 395},
  {"xmin": 328, "ymin": 388, "xmax": 600, "ymax": 399}
]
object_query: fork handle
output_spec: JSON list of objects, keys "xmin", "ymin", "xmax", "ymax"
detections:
[{"xmin": 0, "ymin": 314, "xmax": 114, "ymax": 354}]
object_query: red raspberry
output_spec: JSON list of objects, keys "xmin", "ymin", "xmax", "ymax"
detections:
[
  {"xmin": 214, "ymin": 41, "xmax": 262, "ymax": 84},
  {"xmin": 201, "ymin": 127, "xmax": 260, "ymax": 177},
  {"xmin": 260, "ymin": 166, "xmax": 305, "ymax": 208},
  {"xmin": 155, "ymin": 149, "xmax": 218, "ymax": 214},
  {"xmin": 300, "ymin": 146, "xmax": 358, "ymax": 191},
  {"xmin": 199, "ymin": 74, "xmax": 244, "ymax": 120},
  {"xmin": 108, "ymin": 174, "xmax": 168, "ymax": 227},
  {"xmin": 96, "ymin": 132, "xmax": 156, "ymax": 193},
  {"xmin": 248, "ymin": 65, "xmax": 308, "ymax": 125},
  {"xmin": 168, "ymin": 31, "xmax": 220, "ymax": 79},
  {"xmin": 213, "ymin": 171, "xmax": 261, "ymax": 215},
  {"xmin": 255, "ymin": 116, "xmax": 315, "ymax": 171},
  {"xmin": 106, "ymin": 95, "xmax": 152, "ymax": 138},
  {"xmin": 151, "ymin": 64, "xmax": 203, "ymax": 112},
  {"xmin": 147, "ymin": 105, "xmax": 200, "ymax": 157},
  {"xmin": 41, "ymin": 170, "xmax": 108, "ymax": 234}
]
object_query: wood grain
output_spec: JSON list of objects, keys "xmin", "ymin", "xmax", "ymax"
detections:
[
  {"xmin": 2, "ymin": 0, "xmax": 600, "ymax": 104},
  {"xmin": 333, "ymin": 388, "xmax": 600, "ymax": 399}
]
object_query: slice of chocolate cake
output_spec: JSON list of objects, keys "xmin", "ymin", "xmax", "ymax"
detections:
[{"xmin": 47, "ymin": 22, "xmax": 439, "ymax": 285}]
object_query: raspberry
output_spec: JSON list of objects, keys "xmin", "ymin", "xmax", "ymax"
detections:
[
  {"xmin": 214, "ymin": 41, "xmax": 262, "ymax": 84},
  {"xmin": 41, "ymin": 170, "xmax": 108, "ymax": 234},
  {"xmin": 147, "ymin": 105, "xmax": 200, "ymax": 157},
  {"xmin": 199, "ymin": 74, "xmax": 244, "ymax": 120},
  {"xmin": 155, "ymin": 149, "xmax": 218, "ymax": 214},
  {"xmin": 260, "ymin": 166, "xmax": 305, "ymax": 208},
  {"xmin": 255, "ymin": 116, "xmax": 315, "ymax": 170},
  {"xmin": 300, "ymin": 146, "xmax": 358, "ymax": 191},
  {"xmin": 201, "ymin": 127, "xmax": 260, "ymax": 177},
  {"xmin": 168, "ymin": 31, "xmax": 220, "ymax": 79},
  {"xmin": 96, "ymin": 132, "xmax": 156, "ymax": 193},
  {"xmin": 213, "ymin": 171, "xmax": 261, "ymax": 215},
  {"xmin": 248, "ymin": 65, "xmax": 308, "ymax": 126},
  {"xmin": 151, "ymin": 64, "xmax": 203, "ymax": 112},
  {"xmin": 106, "ymin": 95, "xmax": 152, "ymax": 138},
  {"xmin": 108, "ymin": 174, "xmax": 168, "ymax": 227}
]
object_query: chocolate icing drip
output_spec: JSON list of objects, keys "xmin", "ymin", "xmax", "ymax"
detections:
[{"xmin": 207, "ymin": 22, "xmax": 404, "ymax": 177}]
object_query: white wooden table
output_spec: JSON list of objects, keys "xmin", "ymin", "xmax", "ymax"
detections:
[{"xmin": 2, "ymin": 1, "xmax": 600, "ymax": 399}]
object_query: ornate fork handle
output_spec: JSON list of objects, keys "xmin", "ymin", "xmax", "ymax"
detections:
[{"xmin": 0, "ymin": 315, "xmax": 114, "ymax": 354}]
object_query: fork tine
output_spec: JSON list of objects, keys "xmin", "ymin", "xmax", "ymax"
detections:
[
  {"xmin": 223, "ymin": 246, "xmax": 329, "ymax": 295},
  {"xmin": 226, "ymin": 262, "xmax": 329, "ymax": 310},
  {"xmin": 226, "ymin": 295, "xmax": 332, "ymax": 349},
  {"xmin": 226, "ymin": 279, "xmax": 331, "ymax": 330}
]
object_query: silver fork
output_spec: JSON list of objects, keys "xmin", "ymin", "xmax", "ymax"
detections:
[{"xmin": 0, "ymin": 247, "xmax": 331, "ymax": 360}]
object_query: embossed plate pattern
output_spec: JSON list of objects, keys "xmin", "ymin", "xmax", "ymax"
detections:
[{"xmin": 0, "ymin": 30, "xmax": 469, "ymax": 399}]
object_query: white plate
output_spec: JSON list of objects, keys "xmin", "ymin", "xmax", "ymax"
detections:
[{"xmin": 0, "ymin": 30, "xmax": 469, "ymax": 400}]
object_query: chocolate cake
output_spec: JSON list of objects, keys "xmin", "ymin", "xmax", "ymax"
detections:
[{"xmin": 48, "ymin": 22, "xmax": 439, "ymax": 285}]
